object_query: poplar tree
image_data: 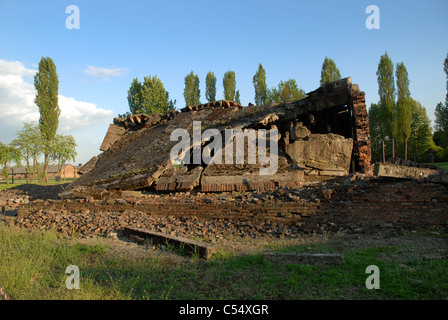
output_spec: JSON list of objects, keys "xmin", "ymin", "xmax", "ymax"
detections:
[
  {"xmin": 320, "ymin": 57, "xmax": 341, "ymax": 85},
  {"xmin": 376, "ymin": 52, "xmax": 397, "ymax": 158},
  {"xmin": 223, "ymin": 70, "xmax": 236, "ymax": 101},
  {"xmin": 253, "ymin": 63, "xmax": 267, "ymax": 105},
  {"xmin": 184, "ymin": 71, "xmax": 200, "ymax": 106},
  {"xmin": 205, "ymin": 71, "xmax": 217, "ymax": 102},
  {"xmin": 395, "ymin": 62, "xmax": 412, "ymax": 160},
  {"xmin": 34, "ymin": 57, "xmax": 60, "ymax": 183}
]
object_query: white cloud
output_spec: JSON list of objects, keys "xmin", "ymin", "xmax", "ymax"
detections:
[
  {"xmin": 0, "ymin": 59, "xmax": 115, "ymax": 164},
  {"xmin": 0, "ymin": 60, "xmax": 38, "ymax": 123},
  {"xmin": 84, "ymin": 65, "xmax": 129, "ymax": 78},
  {"xmin": 58, "ymin": 96, "xmax": 114, "ymax": 132}
]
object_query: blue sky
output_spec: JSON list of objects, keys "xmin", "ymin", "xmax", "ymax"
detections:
[{"xmin": 0, "ymin": 0, "xmax": 447, "ymax": 164}]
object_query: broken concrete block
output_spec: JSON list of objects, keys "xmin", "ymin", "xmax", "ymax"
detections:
[
  {"xmin": 291, "ymin": 122, "xmax": 311, "ymax": 140},
  {"xmin": 123, "ymin": 226, "xmax": 217, "ymax": 259},
  {"xmin": 262, "ymin": 252, "xmax": 345, "ymax": 265},
  {"xmin": 156, "ymin": 166, "xmax": 203, "ymax": 192},
  {"xmin": 78, "ymin": 156, "xmax": 98, "ymax": 175},
  {"xmin": 100, "ymin": 123, "xmax": 126, "ymax": 151},
  {"xmin": 285, "ymin": 133, "xmax": 353, "ymax": 174},
  {"xmin": 201, "ymin": 169, "xmax": 304, "ymax": 192},
  {"xmin": 374, "ymin": 163, "xmax": 448, "ymax": 184}
]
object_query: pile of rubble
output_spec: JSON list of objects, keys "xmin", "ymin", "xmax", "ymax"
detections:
[{"xmin": 62, "ymin": 77, "xmax": 373, "ymax": 198}]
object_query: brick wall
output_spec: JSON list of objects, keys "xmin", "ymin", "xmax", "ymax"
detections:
[
  {"xmin": 350, "ymin": 90, "xmax": 373, "ymax": 175},
  {"xmin": 333, "ymin": 181, "xmax": 448, "ymax": 229},
  {"xmin": 17, "ymin": 179, "xmax": 448, "ymax": 235}
]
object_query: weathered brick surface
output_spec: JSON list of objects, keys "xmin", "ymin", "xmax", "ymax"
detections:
[
  {"xmin": 16, "ymin": 179, "xmax": 448, "ymax": 238},
  {"xmin": 350, "ymin": 90, "xmax": 372, "ymax": 175}
]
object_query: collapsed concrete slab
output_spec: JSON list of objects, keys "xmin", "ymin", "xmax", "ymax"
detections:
[
  {"xmin": 100, "ymin": 124, "xmax": 126, "ymax": 151},
  {"xmin": 60, "ymin": 77, "xmax": 373, "ymax": 198},
  {"xmin": 285, "ymin": 133, "xmax": 353, "ymax": 175},
  {"xmin": 374, "ymin": 163, "xmax": 448, "ymax": 184}
]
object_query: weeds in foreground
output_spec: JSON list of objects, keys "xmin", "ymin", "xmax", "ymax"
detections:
[{"xmin": 0, "ymin": 225, "xmax": 446, "ymax": 300}]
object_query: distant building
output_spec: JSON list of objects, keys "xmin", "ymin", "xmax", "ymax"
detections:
[
  {"xmin": 0, "ymin": 164, "xmax": 82, "ymax": 181},
  {"xmin": 425, "ymin": 148, "xmax": 438, "ymax": 164}
]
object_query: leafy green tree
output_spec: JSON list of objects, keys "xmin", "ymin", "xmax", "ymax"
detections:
[
  {"xmin": 434, "ymin": 52, "xmax": 448, "ymax": 151},
  {"xmin": 253, "ymin": 63, "xmax": 267, "ymax": 105},
  {"xmin": 223, "ymin": 70, "xmax": 236, "ymax": 101},
  {"xmin": 0, "ymin": 143, "xmax": 21, "ymax": 184},
  {"xmin": 127, "ymin": 78, "xmax": 143, "ymax": 114},
  {"xmin": 320, "ymin": 57, "xmax": 341, "ymax": 85},
  {"xmin": 376, "ymin": 52, "xmax": 397, "ymax": 158},
  {"xmin": 408, "ymin": 99, "xmax": 433, "ymax": 162},
  {"xmin": 12, "ymin": 122, "xmax": 43, "ymax": 183},
  {"xmin": 141, "ymin": 76, "xmax": 168, "ymax": 114},
  {"xmin": 434, "ymin": 102, "xmax": 448, "ymax": 148},
  {"xmin": 395, "ymin": 62, "xmax": 412, "ymax": 159},
  {"xmin": 34, "ymin": 57, "xmax": 60, "ymax": 183},
  {"xmin": 184, "ymin": 71, "xmax": 200, "ymax": 106},
  {"xmin": 122, "ymin": 76, "xmax": 175, "ymax": 117},
  {"xmin": 368, "ymin": 102, "xmax": 388, "ymax": 162},
  {"xmin": 445, "ymin": 51, "xmax": 448, "ymax": 105},
  {"xmin": 266, "ymin": 79, "xmax": 306, "ymax": 103},
  {"xmin": 51, "ymin": 134, "xmax": 77, "ymax": 181},
  {"xmin": 205, "ymin": 71, "xmax": 217, "ymax": 102}
]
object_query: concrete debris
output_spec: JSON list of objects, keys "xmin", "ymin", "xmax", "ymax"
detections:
[{"xmin": 374, "ymin": 163, "xmax": 448, "ymax": 184}]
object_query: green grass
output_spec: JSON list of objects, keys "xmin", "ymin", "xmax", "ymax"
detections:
[
  {"xmin": 1, "ymin": 225, "xmax": 446, "ymax": 300},
  {"xmin": 433, "ymin": 162, "xmax": 448, "ymax": 170},
  {"xmin": 0, "ymin": 178, "xmax": 74, "ymax": 191},
  {"xmin": 424, "ymin": 162, "xmax": 448, "ymax": 170}
]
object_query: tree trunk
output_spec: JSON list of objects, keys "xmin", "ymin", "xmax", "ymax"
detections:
[
  {"xmin": 4, "ymin": 162, "xmax": 9, "ymax": 185},
  {"xmin": 392, "ymin": 137, "xmax": 395, "ymax": 159},
  {"xmin": 44, "ymin": 153, "xmax": 49, "ymax": 184},
  {"xmin": 404, "ymin": 136, "xmax": 408, "ymax": 161},
  {"xmin": 26, "ymin": 160, "xmax": 31, "ymax": 184}
]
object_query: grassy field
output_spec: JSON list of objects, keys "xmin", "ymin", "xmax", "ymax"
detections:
[
  {"xmin": 0, "ymin": 178, "xmax": 74, "ymax": 191},
  {"xmin": 431, "ymin": 162, "xmax": 448, "ymax": 170},
  {"xmin": 0, "ymin": 225, "xmax": 446, "ymax": 300}
]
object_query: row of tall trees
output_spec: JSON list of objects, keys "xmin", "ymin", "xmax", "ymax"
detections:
[
  {"xmin": 252, "ymin": 57, "xmax": 339, "ymax": 105},
  {"xmin": 183, "ymin": 70, "xmax": 241, "ymax": 106},
  {"xmin": 369, "ymin": 52, "xmax": 433, "ymax": 162},
  {"xmin": 1, "ymin": 57, "xmax": 77, "ymax": 184},
  {"xmin": 125, "ymin": 56, "xmax": 341, "ymax": 115}
]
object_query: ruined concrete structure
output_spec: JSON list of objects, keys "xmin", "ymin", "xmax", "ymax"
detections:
[{"xmin": 60, "ymin": 77, "xmax": 372, "ymax": 198}]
